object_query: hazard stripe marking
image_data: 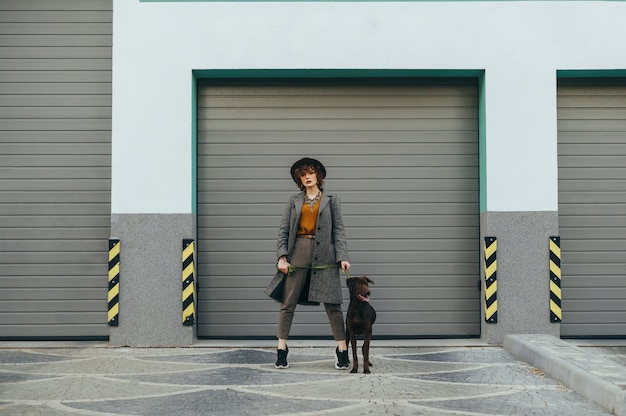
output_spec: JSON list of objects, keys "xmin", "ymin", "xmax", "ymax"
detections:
[
  {"xmin": 549, "ymin": 236, "xmax": 562, "ymax": 323},
  {"xmin": 108, "ymin": 239, "xmax": 120, "ymax": 326},
  {"xmin": 182, "ymin": 239, "xmax": 196, "ymax": 326},
  {"xmin": 483, "ymin": 237, "xmax": 497, "ymax": 324}
]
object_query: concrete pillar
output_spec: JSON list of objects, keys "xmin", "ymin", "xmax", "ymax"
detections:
[
  {"xmin": 109, "ymin": 214, "xmax": 196, "ymax": 347},
  {"xmin": 480, "ymin": 211, "xmax": 560, "ymax": 344}
]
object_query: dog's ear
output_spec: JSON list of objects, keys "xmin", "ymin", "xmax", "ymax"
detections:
[
  {"xmin": 346, "ymin": 278, "xmax": 353, "ymax": 288},
  {"xmin": 365, "ymin": 277, "xmax": 374, "ymax": 285}
]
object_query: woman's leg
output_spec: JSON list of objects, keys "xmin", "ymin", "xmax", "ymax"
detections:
[
  {"xmin": 325, "ymin": 303, "xmax": 347, "ymax": 350},
  {"xmin": 276, "ymin": 238, "xmax": 313, "ymax": 345},
  {"xmin": 277, "ymin": 266, "xmax": 307, "ymax": 341},
  {"xmin": 325, "ymin": 303, "xmax": 349, "ymax": 369}
]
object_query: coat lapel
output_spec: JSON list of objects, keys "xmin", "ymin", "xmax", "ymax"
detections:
[
  {"xmin": 293, "ymin": 192, "xmax": 304, "ymax": 219},
  {"xmin": 289, "ymin": 193, "xmax": 304, "ymax": 248},
  {"xmin": 318, "ymin": 192, "xmax": 330, "ymax": 214}
]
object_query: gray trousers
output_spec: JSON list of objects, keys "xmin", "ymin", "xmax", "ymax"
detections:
[{"xmin": 277, "ymin": 237, "xmax": 345, "ymax": 341}]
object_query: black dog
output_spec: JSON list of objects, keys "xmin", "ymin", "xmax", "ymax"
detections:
[{"xmin": 345, "ymin": 276, "xmax": 376, "ymax": 374}]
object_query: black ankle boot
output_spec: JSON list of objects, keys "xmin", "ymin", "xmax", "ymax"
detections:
[{"xmin": 275, "ymin": 346, "xmax": 289, "ymax": 369}]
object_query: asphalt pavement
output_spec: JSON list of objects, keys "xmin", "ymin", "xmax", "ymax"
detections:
[{"xmin": 0, "ymin": 335, "xmax": 625, "ymax": 416}]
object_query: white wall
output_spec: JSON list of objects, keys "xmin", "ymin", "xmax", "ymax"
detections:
[{"xmin": 112, "ymin": 0, "xmax": 626, "ymax": 213}]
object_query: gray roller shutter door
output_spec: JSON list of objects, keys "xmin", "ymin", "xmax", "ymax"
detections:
[
  {"xmin": 0, "ymin": 1, "xmax": 112, "ymax": 338},
  {"xmin": 197, "ymin": 80, "xmax": 480, "ymax": 338},
  {"xmin": 558, "ymin": 79, "xmax": 626, "ymax": 337}
]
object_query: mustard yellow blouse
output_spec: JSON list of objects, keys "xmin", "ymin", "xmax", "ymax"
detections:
[{"xmin": 297, "ymin": 195, "xmax": 321, "ymax": 236}]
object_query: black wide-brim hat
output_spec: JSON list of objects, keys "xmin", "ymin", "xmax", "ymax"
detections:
[{"xmin": 290, "ymin": 157, "xmax": 326, "ymax": 181}]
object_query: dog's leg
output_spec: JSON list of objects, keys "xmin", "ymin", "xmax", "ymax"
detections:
[
  {"xmin": 345, "ymin": 327, "xmax": 350, "ymax": 362},
  {"xmin": 344, "ymin": 324, "xmax": 351, "ymax": 364},
  {"xmin": 350, "ymin": 331, "xmax": 359, "ymax": 373},
  {"xmin": 361, "ymin": 345, "xmax": 374, "ymax": 367},
  {"xmin": 362, "ymin": 331, "xmax": 372, "ymax": 374}
]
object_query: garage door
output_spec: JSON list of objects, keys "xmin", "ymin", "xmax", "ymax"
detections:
[
  {"xmin": 0, "ymin": 1, "xmax": 112, "ymax": 339},
  {"xmin": 558, "ymin": 79, "xmax": 626, "ymax": 337},
  {"xmin": 197, "ymin": 79, "xmax": 480, "ymax": 338}
]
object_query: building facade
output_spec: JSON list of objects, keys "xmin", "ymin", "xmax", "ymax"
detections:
[{"xmin": 2, "ymin": 0, "xmax": 626, "ymax": 346}]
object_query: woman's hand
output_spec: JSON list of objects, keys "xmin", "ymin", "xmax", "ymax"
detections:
[
  {"xmin": 340, "ymin": 260, "xmax": 351, "ymax": 271},
  {"xmin": 277, "ymin": 257, "xmax": 290, "ymax": 274}
]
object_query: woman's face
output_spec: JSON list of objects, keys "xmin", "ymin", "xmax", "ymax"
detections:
[{"xmin": 299, "ymin": 168, "xmax": 318, "ymax": 189}]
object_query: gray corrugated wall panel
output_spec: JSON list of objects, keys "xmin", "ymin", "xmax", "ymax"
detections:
[
  {"xmin": 197, "ymin": 81, "xmax": 480, "ymax": 338},
  {"xmin": 0, "ymin": 325, "xmax": 108, "ymax": 338},
  {"xmin": 0, "ymin": 21, "xmax": 111, "ymax": 33},
  {"xmin": 0, "ymin": 0, "xmax": 111, "ymax": 11},
  {"xmin": 0, "ymin": 84, "xmax": 111, "ymax": 96},
  {"xmin": 200, "ymin": 131, "xmax": 477, "ymax": 144},
  {"xmin": 0, "ymin": 1, "xmax": 112, "ymax": 339},
  {"xmin": 558, "ymin": 80, "xmax": 626, "ymax": 338}
]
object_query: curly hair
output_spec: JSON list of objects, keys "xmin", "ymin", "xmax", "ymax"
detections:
[{"xmin": 292, "ymin": 164, "xmax": 325, "ymax": 191}]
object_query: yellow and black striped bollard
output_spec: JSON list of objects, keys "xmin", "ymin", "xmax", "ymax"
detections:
[
  {"xmin": 549, "ymin": 236, "xmax": 562, "ymax": 323},
  {"xmin": 108, "ymin": 239, "xmax": 120, "ymax": 326},
  {"xmin": 483, "ymin": 237, "xmax": 498, "ymax": 323},
  {"xmin": 182, "ymin": 239, "xmax": 196, "ymax": 326}
]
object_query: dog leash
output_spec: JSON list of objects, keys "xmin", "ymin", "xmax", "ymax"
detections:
[{"xmin": 287, "ymin": 263, "xmax": 352, "ymax": 278}]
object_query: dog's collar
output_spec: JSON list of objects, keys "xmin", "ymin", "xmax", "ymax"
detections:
[{"xmin": 357, "ymin": 294, "xmax": 370, "ymax": 303}]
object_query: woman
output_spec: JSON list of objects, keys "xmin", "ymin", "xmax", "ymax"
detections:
[{"xmin": 265, "ymin": 157, "xmax": 351, "ymax": 369}]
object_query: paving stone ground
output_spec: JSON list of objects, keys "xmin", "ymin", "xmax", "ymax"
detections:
[{"xmin": 0, "ymin": 342, "xmax": 618, "ymax": 416}]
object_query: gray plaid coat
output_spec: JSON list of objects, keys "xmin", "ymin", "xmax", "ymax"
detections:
[{"xmin": 265, "ymin": 191, "xmax": 349, "ymax": 305}]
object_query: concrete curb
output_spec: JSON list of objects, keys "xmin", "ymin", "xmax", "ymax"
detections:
[{"xmin": 504, "ymin": 334, "xmax": 626, "ymax": 416}]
